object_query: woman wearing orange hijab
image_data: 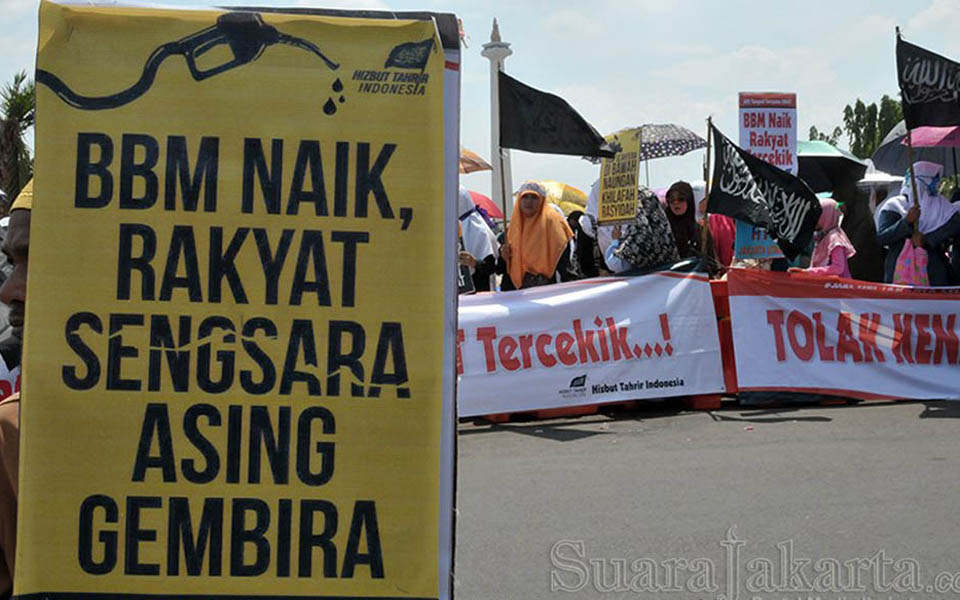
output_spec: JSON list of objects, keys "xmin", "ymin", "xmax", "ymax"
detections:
[{"xmin": 500, "ymin": 181, "xmax": 577, "ymax": 290}]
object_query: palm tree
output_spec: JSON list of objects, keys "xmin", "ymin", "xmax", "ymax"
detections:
[{"xmin": 0, "ymin": 71, "xmax": 35, "ymax": 207}]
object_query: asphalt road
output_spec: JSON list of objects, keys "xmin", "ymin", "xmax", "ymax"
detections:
[{"xmin": 455, "ymin": 400, "xmax": 960, "ymax": 600}]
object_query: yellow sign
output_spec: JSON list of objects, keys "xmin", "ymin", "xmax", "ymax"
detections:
[
  {"xmin": 21, "ymin": 2, "xmax": 456, "ymax": 598},
  {"xmin": 597, "ymin": 129, "xmax": 642, "ymax": 224}
]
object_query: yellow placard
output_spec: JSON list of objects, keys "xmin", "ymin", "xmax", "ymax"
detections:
[
  {"xmin": 597, "ymin": 129, "xmax": 642, "ymax": 224},
  {"xmin": 20, "ymin": 2, "xmax": 455, "ymax": 598}
]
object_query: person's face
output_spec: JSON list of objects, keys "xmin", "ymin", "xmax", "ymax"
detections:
[
  {"xmin": 0, "ymin": 210, "xmax": 29, "ymax": 340},
  {"xmin": 518, "ymin": 193, "xmax": 542, "ymax": 218},
  {"xmin": 667, "ymin": 193, "xmax": 688, "ymax": 216}
]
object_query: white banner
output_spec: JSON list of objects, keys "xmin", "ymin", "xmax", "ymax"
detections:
[
  {"xmin": 728, "ymin": 269, "xmax": 960, "ymax": 400},
  {"xmin": 457, "ymin": 271, "xmax": 725, "ymax": 416}
]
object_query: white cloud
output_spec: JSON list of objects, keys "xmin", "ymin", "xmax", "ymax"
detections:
[
  {"xmin": 656, "ymin": 42, "xmax": 712, "ymax": 58},
  {"xmin": 904, "ymin": 0, "xmax": 960, "ymax": 56},
  {"xmin": 287, "ymin": 0, "xmax": 391, "ymax": 8},
  {"xmin": 0, "ymin": 0, "xmax": 39, "ymax": 87},
  {"xmin": 215, "ymin": 0, "xmax": 392, "ymax": 8},
  {"xmin": 0, "ymin": 0, "xmax": 37, "ymax": 19},
  {"xmin": 653, "ymin": 44, "xmax": 838, "ymax": 91},
  {"xmin": 618, "ymin": 0, "xmax": 680, "ymax": 13},
  {"xmin": 908, "ymin": 0, "xmax": 960, "ymax": 31},
  {"xmin": 544, "ymin": 8, "xmax": 603, "ymax": 39}
]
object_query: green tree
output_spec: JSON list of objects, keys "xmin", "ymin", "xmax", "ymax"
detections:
[
  {"xmin": 809, "ymin": 125, "xmax": 843, "ymax": 145},
  {"xmin": 877, "ymin": 95, "xmax": 902, "ymax": 144},
  {"xmin": 0, "ymin": 71, "xmax": 35, "ymax": 204},
  {"xmin": 841, "ymin": 95, "xmax": 902, "ymax": 159}
]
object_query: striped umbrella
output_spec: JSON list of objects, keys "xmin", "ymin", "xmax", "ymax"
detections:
[{"xmin": 459, "ymin": 148, "xmax": 493, "ymax": 174}]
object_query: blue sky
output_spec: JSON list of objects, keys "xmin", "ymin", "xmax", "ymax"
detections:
[{"xmin": 2, "ymin": 0, "xmax": 958, "ymax": 197}]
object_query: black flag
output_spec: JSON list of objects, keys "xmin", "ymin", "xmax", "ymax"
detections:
[
  {"xmin": 897, "ymin": 36, "xmax": 960, "ymax": 128},
  {"xmin": 499, "ymin": 71, "xmax": 615, "ymax": 158},
  {"xmin": 385, "ymin": 38, "xmax": 434, "ymax": 70},
  {"xmin": 707, "ymin": 124, "xmax": 821, "ymax": 259}
]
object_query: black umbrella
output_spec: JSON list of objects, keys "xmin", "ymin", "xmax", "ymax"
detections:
[
  {"xmin": 796, "ymin": 140, "xmax": 868, "ymax": 193},
  {"xmin": 871, "ymin": 120, "xmax": 959, "ymax": 178}
]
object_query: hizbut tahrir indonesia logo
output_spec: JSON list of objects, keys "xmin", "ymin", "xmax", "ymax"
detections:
[{"xmin": 352, "ymin": 38, "xmax": 435, "ymax": 97}]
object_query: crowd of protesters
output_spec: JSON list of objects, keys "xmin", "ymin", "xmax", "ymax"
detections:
[
  {"xmin": 0, "ymin": 161, "xmax": 958, "ymax": 594},
  {"xmin": 458, "ymin": 160, "xmax": 960, "ymax": 292}
]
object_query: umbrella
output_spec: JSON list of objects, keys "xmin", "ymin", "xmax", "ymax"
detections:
[
  {"xmin": 857, "ymin": 168, "xmax": 903, "ymax": 195},
  {"xmin": 459, "ymin": 148, "xmax": 492, "ymax": 174},
  {"xmin": 600, "ymin": 124, "xmax": 706, "ymax": 185},
  {"xmin": 857, "ymin": 167, "xmax": 904, "ymax": 213},
  {"xmin": 797, "ymin": 140, "xmax": 868, "ymax": 194},
  {"xmin": 466, "ymin": 190, "xmax": 504, "ymax": 220},
  {"xmin": 871, "ymin": 120, "xmax": 959, "ymax": 178},
  {"xmin": 536, "ymin": 180, "xmax": 587, "ymax": 216},
  {"xmin": 903, "ymin": 125, "xmax": 960, "ymax": 148},
  {"xmin": 901, "ymin": 125, "xmax": 960, "ymax": 188},
  {"xmin": 609, "ymin": 124, "xmax": 707, "ymax": 161}
]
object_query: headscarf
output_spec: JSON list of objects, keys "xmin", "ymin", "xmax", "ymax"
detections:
[
  {"xmin": 11, "ymin": 179, "xmax": 32, "ymax": 212},
  {"xmin": 838, "ymin": 184, "xmax": 884, "ymax": 282},
  {"xmin": 707, "ymin": 214, "xmax": 736, "ymax": 267},
  {"xmin": 613, "ymin": 187, "xmax": 680, "ymax": 269},
  {"xmin": 810, "ymin": 198, "xmax": 855, "ymax": 269},
  {"xmin": 664, "ymin": 181, "xmax": 699, "ymax": 258},
  {"xmin": 507, "ymin": 181, "xmax": 573, "ymax": 288},
  {"xmin": 458, "ymin": 186, "xmax": 498, "ymax": 263},
  {"xmin": 567, "ymin": 209, "xmax": 599, "ymax": 278},
  {"xmin": 474, "ymin": 205, "xmax": 500, "ymax": 233},
  {"xmin": 874, "ymin": 161, "xmax": 960, "ymax": 234}
]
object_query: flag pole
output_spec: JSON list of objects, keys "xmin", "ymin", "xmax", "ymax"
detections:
[
  {"xmin": 897, "ymin": 27, "xmax": 922, "ymax": 245},
  {"xmin": 701, "ymin": 116, "xmax": 712, "ymax": 255},
  {"xmin": 638, "ymin": 125, "xmax": 646, "ymax": 186},
  {"xmin": 904, "ymin": 124, "xmax": 921, "ymax": 233}
]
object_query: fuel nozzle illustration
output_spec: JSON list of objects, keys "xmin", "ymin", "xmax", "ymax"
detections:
[{"xmin": 37, "ymin": 12, "xmax": 341, "ymax": 111}]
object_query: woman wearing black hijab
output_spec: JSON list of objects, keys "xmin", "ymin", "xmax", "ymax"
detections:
[
  {"xmin": 665, "ymin": 180, "xmax": 702, "ymax": 258},
  {"xmin": 566, "ymin": 209, "xmax": 601, "ymax": 278}
]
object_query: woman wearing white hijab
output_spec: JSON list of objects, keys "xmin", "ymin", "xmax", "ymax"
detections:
[
  {"xmin": 458, "ymin": 186, "xmax": 499, "ymax": 291},
  {"xmin": 875, "ymin": 161, "xmax": 960, "ymax": 285}
]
